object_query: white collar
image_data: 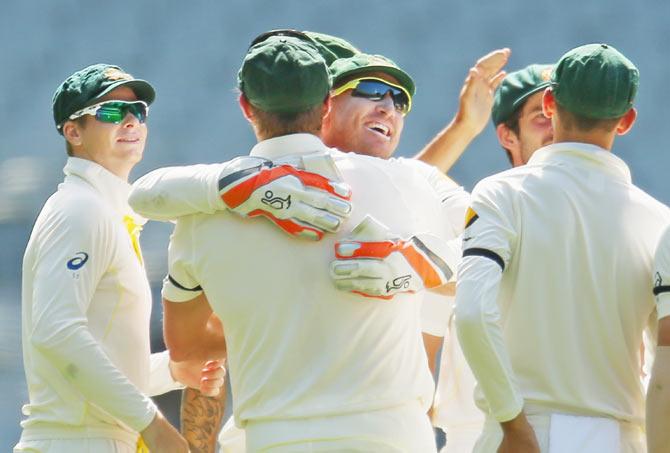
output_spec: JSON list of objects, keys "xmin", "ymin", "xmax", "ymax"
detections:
[
  {"xmin": 249, "ymin": 134, "xmax": 329, "ymax": 160},
  {"xmin": 63, "ymin": 157, "xmax": 146, "ymax": 224},
  {"xmin": 528, "ymin": 142, "xmax": 631, "ymax": 183}
]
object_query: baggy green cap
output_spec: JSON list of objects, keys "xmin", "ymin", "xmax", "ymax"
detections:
[
  {"xmin": 492, "ymin": 64, "xmax": 553, "ymax": 125},
  {"xmin": 303, "ymin": 31, "xmax": 361, "ymax": 66},
  {"xmin": 238, "ymin": 35, "xmax": 331, "ymax": 114},
  {"xmin": 329, "ymin": 53, "xmax": 415, "ymax": 97},
  {"xmin": 552, "ymin": 43, "xmax": 639, "ymax": 119},
  {"xmin": 52, "ymin": 63, "xmax": 155, "ymax": 133}
]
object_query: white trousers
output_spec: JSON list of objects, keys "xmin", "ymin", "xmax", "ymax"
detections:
[
  {"xmin": 473, "ymin": 413, "xmax": 646, "ymax": 453},
  {"xmin": 14, "ymin": 438, "xmax": 136, "ymax": 453}
]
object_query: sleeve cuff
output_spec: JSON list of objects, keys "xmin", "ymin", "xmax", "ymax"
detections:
[{"xmin": 162, "ymin": 274, "xmax": 203, "ymax": 302}]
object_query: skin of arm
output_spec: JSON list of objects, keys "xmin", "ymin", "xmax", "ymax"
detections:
[
  {"xmin": 415, "ymin": 49, "xmax": 510, "ymax": 174},
  {"xmin": 163, "ymin": 293, "xmax": 226, "ymax": 363},
  {"xmin": 646, "ymin": 317, "xmax": 670, "ymax": 452},
  {"xmin": 181, "ymin": 385, "xmax": 227, "ymax": 453}
]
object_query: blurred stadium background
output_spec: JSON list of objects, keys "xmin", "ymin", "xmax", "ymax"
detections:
[{"xmin": 1, "ymin": 0, "xmax": 669, "ymax": 450}]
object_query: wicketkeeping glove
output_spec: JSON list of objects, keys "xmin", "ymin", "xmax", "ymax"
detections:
[
  {"xmin": 218, "ymin": 155, "xmax": 352, "ymax": 240},
  {"xmin": 330, "ymin": 216, "xmax": 460, "ymax": 299}
]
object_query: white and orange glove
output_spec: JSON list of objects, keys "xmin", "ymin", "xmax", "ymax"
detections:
[
  {"xmin": 218, "ymin": 155, "xmax": 352, "ymax": 240},
  {"xmin": 330, "ymin": 216, "xmax": 460, "ymax": 299}
]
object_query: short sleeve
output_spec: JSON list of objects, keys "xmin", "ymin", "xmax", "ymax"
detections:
[
  {"xmin": 162, "ymin": 217, "xmax": 203, "ymax": 302},
  {"xmin": 654, "ymin": 225, "xmax": 670, "ymax": 319}
]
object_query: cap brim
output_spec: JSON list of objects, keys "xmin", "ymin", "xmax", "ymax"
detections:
[
  {"xmin": 335, "ymin": 65, "xmax": 415, "ymax": 96},
  {"xmin": 94, "ymin": 79, "xmax": 156, "ymax": 105}
]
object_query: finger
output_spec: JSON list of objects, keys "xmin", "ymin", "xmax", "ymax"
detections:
[
  {"xmin": 474, "ymin": 48, "xmax": 511, "ymax": 78},
  {"xmin": 334, "ymin": 240, "xmax": 399, "ymax": 259},
  {"xmin": 333, "ymin": 278, "xmax": 383, "ymax": 295},
  {"xmin": 299, "ymin": 188, "xmax": 352, "ymax": 217},
  {"xmin": 199, "ymin": 377, "xmax": 224, "ymax": 397},
  {"xmin": 284, "ymin": 166, "xmax": 352, "ymax": 200},
  {"xmin": 247, "ymin": 209, "xmax": 323, "ymax": 240},
  {"xmin": 201, "ymin": 365, "xmax": 226, "ymax": 380},
  {"xmin": 289, "ymin": 201, "xmax": 345, "ymax": 233},
  {"xmin": 330, "ymin": 259, "xmax": 388, "ymax": 279},
  {"xmin": 489, "ymin": 71, "xmax": 508, "ymax": 90}
]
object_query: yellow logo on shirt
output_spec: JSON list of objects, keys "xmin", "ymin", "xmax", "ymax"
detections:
[
  {"xmin": 465, "ymin": 207, "xmax": 479, "ymax": 228},
  {"xmin": 123, "ymin": 215, "xmax": 143, "ymax": 265}
]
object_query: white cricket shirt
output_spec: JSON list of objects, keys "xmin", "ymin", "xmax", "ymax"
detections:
[
  {"xmin": 654, "ymin": 225, "xmax": 670, "ymax": 320},
  {"xmin": 161, "ymin": 134, "xmax": 454, "ymax": 445},
  {"xmin": 455, "ymin": 142, "xmax": 670, "ymax": 426},
  {"xmin": 20, "ymin": 158, "xmax": 180, "ymax": 443}
]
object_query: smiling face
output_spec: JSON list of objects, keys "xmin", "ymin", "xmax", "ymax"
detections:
[
  {"xmin": 62, "ymin": 86, "xmax": 148, "ymax": 180},
  {"xmin": 321, "ymin": 71, "xmax": 405, "ymax": 159}
]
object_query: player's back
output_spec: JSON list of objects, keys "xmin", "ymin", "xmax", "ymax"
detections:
[
  {"xmin": 168, "ymin": 144, "xmax": 445, "ymax": 449},
  {"xmin": 481, "ymin": 143, "xmax": 670, "ymax": 424}
]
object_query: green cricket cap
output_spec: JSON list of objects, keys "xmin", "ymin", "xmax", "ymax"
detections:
[
  {"xmin": 492, "ymin": 64, "xmax": 553, "ymax": 125},
  {"xmin": 552, "ymin": 43, "xmax": 639, "ymax": 119},
  {"xmin": 303, "ymin": 31, "xmax": 361, "ymax": 66},
  {"xmin": 329, "ymin": 53, "xmax": 415, "ymax": 97},
  {"xmin": 238, "ymin": 35, "xmax": 331, "ymax": 114},
  {"xmin": 52, "ymin": 63, "xmax": 155, "ymax": 133}
]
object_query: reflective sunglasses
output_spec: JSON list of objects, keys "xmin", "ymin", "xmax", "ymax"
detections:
[
  {"xmin": 66, "ymin": 100, "xmax": 149, "ymax": 126},
  {"xmin": 331, "ymin": 77, "xmax": 412, "ymax": 115}
]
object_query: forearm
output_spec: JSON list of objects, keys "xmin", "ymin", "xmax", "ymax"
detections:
[
  {"xmin": 181, "ymin": 386, "xmax": 227, "ymax": 453},
  {"xmin": 455, "ymin": 256, "xmax": 524, "ymax": 421},
  {"xmin": 130, "ymin": 164, "xmax": 224, "ymax": 221},
  {"xmin": 32, "ymin": 322, "xmax": 156, "ymax": 431},
  {"xmin": 647, "ymin": 346, "xmax": 670, "ymax": 452},
  {"xmin": 415, "ymin": 116, "xmax": 479, "ymax": 174}
]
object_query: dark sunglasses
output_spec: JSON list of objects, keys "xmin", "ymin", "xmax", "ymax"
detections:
[
  {"xmin": 65, "ymin": 100, "xmax": 149, "ymax": 126},
  {"xmin": 332, "ymin": 77, "xmax": 412, "ymax": 115}
]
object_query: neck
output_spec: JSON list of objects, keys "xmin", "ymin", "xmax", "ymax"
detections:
[{"xmin": 552, "ymin": 127, "xmax": 616, "ymax": 151}]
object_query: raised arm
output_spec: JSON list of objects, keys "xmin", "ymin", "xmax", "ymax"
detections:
[{"xmin": 415, "ymin": 48, "xmax": 510, "ymax": 174}]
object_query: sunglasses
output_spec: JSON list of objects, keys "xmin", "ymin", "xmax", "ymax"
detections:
[
  {"xmin": 65, "ymin": 100, "xmax": 149, "ymax": 127},
  {"xmin": 332, "ymin": 77, "xmax": 412, "ymax": 115}
]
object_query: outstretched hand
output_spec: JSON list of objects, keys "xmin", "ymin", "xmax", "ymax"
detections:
[{"xmin": 457, "ymin": 48, "xmax": 511, "ymax": 136}]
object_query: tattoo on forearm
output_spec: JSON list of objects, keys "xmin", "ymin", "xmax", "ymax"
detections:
[{"xmin": 181, "ymin": 387, "xmax": 227, "ymax": 453}]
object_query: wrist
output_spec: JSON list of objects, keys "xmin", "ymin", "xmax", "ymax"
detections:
[
  {"xmin": 450, "ymin": 112, "xmax": 481, "ymax": 138},
  {"xmin": 500, "ymin": 411, "xmax": 529, "ymax": 433}
]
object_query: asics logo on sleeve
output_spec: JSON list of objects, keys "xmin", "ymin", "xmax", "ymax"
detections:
[
  {"xmin": 67, "ymin": 252, "xmax": 89, "ymax": 270},
  {"xmin": 261, "ymin": 191, "xmax": 291, "ymax": 210}
]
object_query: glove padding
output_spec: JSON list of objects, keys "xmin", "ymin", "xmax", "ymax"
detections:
[
  {"xmin": 330, "ymin": 216, "xmax": 459, "ymax": 299},
  {"xmin": 218, "ymin": 155, "xmax": 352, "ymax": 240}
]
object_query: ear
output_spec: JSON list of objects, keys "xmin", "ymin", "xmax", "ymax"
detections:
[
  {"xmin": 322, "ymin": 94, "xmax": 334, "ymax": 127},
  {"xmin": 61, "ymin": 121, "xmax": 83, "ymax": 147},
  {"xmin": 542, "ymin": 88, "xmax": 556, "ymax": 119},
  {"xmin": 238, "ymin": 94, "xmax": 254, "ymax": 123},
  {"xmin": 496, "ymin": 123, "xmax": 523, "ymax": 167},
  {"xmin": 615, "ymin": 108, "xmax": 637, "ymax": 136}
]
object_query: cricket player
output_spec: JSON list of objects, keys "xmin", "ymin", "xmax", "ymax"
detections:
[
  {"xmin": 455, "ymin": 43, "xmax": 670, "ymax": 452},
  {"xmin": 128, "ymin": 30, "xmax": 507, "ymax": 452},
  {"xmin": 421, "ymin": 64, "xmax": 554, "ymax": 453},
  {"xmin": 15, "ymin": 64, "xmax": 224, "ymax": 453},
  {"xmin": 156, "ymin": 35, "xmax": 463, "ymax": 451},
  {"xmin": 649, "ymin": 226, "xmax": 670, "ymax": 452}
]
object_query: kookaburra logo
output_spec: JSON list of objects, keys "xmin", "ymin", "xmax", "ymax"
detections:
[
  {"xmin": 386, "ymin": 275, "xmax": 412, "ymax": 292},
  {"xmin": 261, "ymin": 190, "xmax": 291, "ymax": 210},
  {"xmin": 655, "ymin": 272, "xmax": 663, "ymax": 288}
]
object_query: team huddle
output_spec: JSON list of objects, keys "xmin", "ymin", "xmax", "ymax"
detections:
[{"xmin": 14, "ymin": 28, "xmax": 670, "ymax": 453}]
